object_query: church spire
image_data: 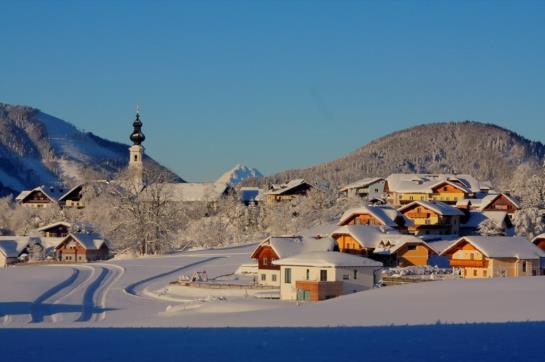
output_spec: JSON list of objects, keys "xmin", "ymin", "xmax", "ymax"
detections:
[
  {"xmin": 130, "ymin": 108, "xmax": 145, "ymax": 145},
  {"xmin": 128, "ymin": 108, "xmax": 145, "ymax": 187}
]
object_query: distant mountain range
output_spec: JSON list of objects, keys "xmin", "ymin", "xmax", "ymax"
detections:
[
  {"xmin": 0, "ymin": 103, "xmax": 183, "ymax": 196},
  {"xmin": 242, "ymin": 121, "xmax": 545, "ymax": 190},
  {"xmin": 216, "ymin": 164, "xmax": 263, "ymax": 186}
]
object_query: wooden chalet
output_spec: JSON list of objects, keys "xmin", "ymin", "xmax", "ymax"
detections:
[
  {"xmin": 441, "ymin": 236, "xmax": 545, "ymax": 278},
  {"xmin": 15, "ymin": 186, "xmax": 64, "ymax": 208},
  {"xmin": 465, "ymin": 193, "xmax": 521, "ymax": 216},
  {"xmin": 331, "ymin": 225, "xmax": 436, "ymax": 267},
  {"xmin": 264, "ymin": 179, "xmax": 318, "ymax": 203},
  {"xmin": 58, "ymin": 184, "xmax": 85, "ymax": 208},
  {"xmin": 385, "ymin": 174, "xmax": 481, "ymax": 206},
  {"xmin": 55, "ymin": 232, "xmax": 110, "ymax": 263},
  {"xmin": 38, "ymin": 221, "xmax": 72, "ymax": 238},
  {"xmin": 398, "ymin": 201, "xmax": 464, "ymax": 236},
  {"xmin": 337, "ymin": 206, "xmax": 410, "ymax": 233}
]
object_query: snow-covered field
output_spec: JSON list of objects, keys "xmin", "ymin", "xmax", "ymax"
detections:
[
  {"xmin": 2, "ymin": 243, "xmax": 545, "ymax": 328},
  {"xmin": 1, "ymin": 244, "xmax": 545, "ymax": 360}
]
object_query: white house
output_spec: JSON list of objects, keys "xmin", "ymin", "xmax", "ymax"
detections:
[
  {"xmin": 250, "ymin": 235, "xmax": 335, "ymax": 287},
  {"xmin": 273, "ymin": 251, "xmax": 382, "ymax": 301}
]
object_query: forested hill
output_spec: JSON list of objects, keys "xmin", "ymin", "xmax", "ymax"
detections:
[
  {"xmin": 243, "ymin": 121, "xmax": 545, "ymax": 190},
  {"xmin": 0, "ymin": 103, "xmax": 183, "ymax": 196}
]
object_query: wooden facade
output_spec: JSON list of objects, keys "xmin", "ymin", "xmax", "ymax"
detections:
[
  {"xmin": 56, "ymin": 235, "xmax": 109, "ymax": 263},
  {"xmin": 254, "ymin": 245, "xmax": 280, "ymax": 271},
  {"xmin": 40, "ymin": 224, "xmax": 70, "ymax": 238},
  {"xmin": 333, "ymin": 233, "xmax": 433, "ymax": 267},
  {"xmin": 60, "ymin": 185, "xmax": 84, "ymax": 208},
  {"xmin": 266, "ymin": 183, "xmax": 313, "ymax": 203},
  {"xmin": 333, "ymin": 234, "xmax": 368, "ymax": 256},
  {"xmin": 400, "ymin": 204, "xmax": 460, "ymax": 235},
  {"xmin": 482, "ymin": 194, "xmax": 519, "ymax": 214},
  {"xmin": 341, "ymin": 213, "xmax": 384, "ymax": 227},
  {"xmin": 295, "ymin": 280, "xmax": 343, "ymax": 301},
  {"xmin": 20, "ymin": 190, "xmax": 56, "ymax": 208},
  {"xmin": 430, "ymin": 183, "xmax": 467, "ymax": 204}
]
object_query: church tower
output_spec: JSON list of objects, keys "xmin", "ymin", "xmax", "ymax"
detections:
[{"xmin": 129, "ymin": 110, "xmax": 145, "ymax": 185}]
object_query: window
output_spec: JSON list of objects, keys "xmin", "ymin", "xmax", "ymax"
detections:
[
  {"xmin": 483, "ymin": 270, "xmax": 487, "ymax": 277},
  {"xmin": 134, "ymin": 155, "xmax": 138, "ymax": 161},
  {"xmin": 284, "ymin": 268, "xmax": 292, "ymax": 284},
  {"xmin": 320, "ymin": 270, "xmax": 327, "ymax": 281},
  {"xmin": 262, "ymin": 257, "xmax": 268, "ymax": 266},
  {"xmin": 407, "ymin": 245, "xmax": 417, "ymax": 251},
  {"xmin": 470, "ymin": 253, "xmax": 474, "ymax": 260},
  {"xmin": 353, "ymin": 270, "xmax": 358, "ymax": 280},
  {"xmin": 473, "ymin": 269, "xmax": 477, "ymax": 277},
  {"xmin": 522, "ymin": 261, "xmax": 527, "ymax": 273},
  {"xmin": 306, "ymin": 269, "xmax": 310, "ymax": 280},
  {"xmin": 272, "ymin": 274, "xmax": 277, "ymax": 282},
  {"xmin": 261, "ymin": 274, "xmax": 266, "ymax": 281},
  {"xmin": 343, "ymin": 273, "xmax": 349, "ymax": 280}
]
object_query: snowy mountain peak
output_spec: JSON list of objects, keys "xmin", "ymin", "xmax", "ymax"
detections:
[{"xmin": 217, "ymin": 164, "xmax": 263, "ymax": 186}]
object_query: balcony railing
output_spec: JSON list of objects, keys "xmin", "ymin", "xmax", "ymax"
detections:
[{"xmin": 450, "ymin": 258, "xmax": 487, "ymax": 268}]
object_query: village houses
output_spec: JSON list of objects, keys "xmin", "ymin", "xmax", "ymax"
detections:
[{"xmin": 440, "ymin": 236, "xmax": 545, "ymax": 278}]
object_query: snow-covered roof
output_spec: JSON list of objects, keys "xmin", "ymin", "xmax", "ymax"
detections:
[
  {"xmin": 58, "ymin": 184, "xmax": 84, "ymax": 201},
  {"xmin": 273, "ymin": 251, "xmax": 383, "ymax": 268},
  {"xmin": 0, "ymin": 237, "xmax": 31, "ymax": 258},
  {"xmin": 331, "ymin": 225, "xmax": 391, "ymax": 249},
  {"xmin": 0, "ymin": 236, "xmax": 66, "ymax": 258},
  {"xmin": 58, "ymin": 232, "xmax": 107, "ymax": 251},
  {"xmin": 16, "ymin": 186, "xmax": 65, "ymax": 203},
  {"xmin": 337, "ymin": 206, "xmax": 408, "ymax": 227},
  {"xmin": 461, "ymin": 211, "xmax": 509, "ymax": 228},
  {"xmin": 398, "ymin": 201, "xmax": 465, "ymax": 216},
  {"xmin": 339, "ymin": 177, "xmax": 384, "ymax": 192},
  {"xmin": 386, "ymin": 173, "xmax": 481, "ymax": 194},
  {"xmin": 156, "ymin": 182, "xmax": 231, "ymax": 202},
  {"xmin": 15, "ymin": 190, "xmax": 31, "ymax": 201},
  {"xmin": 37, "ymin": 221, "xmax": 73, "ymax": 232},
  {"xmin": 265, "ymin": 179, "xmax": 316, "ymax": 196},
  {"xmin": 250, "ymin": 234, "xmax": 335, "ymax": 260},
  {"xmin": 426, "ymin": 237, "xmax": 460, "ymax": 254},
  {"xmin": 331, "ymin": 224, "xmax": 431, "ymax": 255},
  {"xmin": 478, "ymin": 193, "xmax": 520, "ymax": 211},
  {"xmin": 441, "ymin": 236, "xmax": 545, "ymax": 259},
  {"xmin": 298, "ymin": 222, "xmax": 339, "ymax": 240}
]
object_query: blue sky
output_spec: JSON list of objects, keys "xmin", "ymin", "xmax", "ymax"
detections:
[{"xmin": 1, "ymin": 1, "xmax": 544, "ymax": 181}]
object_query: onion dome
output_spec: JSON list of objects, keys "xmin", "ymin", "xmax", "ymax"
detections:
[{"xmin": 130, "ymin": 112, "xmax": 145, "ymax": 145}]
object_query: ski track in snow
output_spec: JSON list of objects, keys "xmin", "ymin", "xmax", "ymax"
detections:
[
  {"xmin": 19, "ymin": 264, "xmax": 126, "ymax": 325},
  {"xmin": 29, "ymin": 267, "xmax": 81, "ymax": 324}
]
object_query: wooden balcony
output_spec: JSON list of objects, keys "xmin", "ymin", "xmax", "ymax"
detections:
[{"xmin": 450, "ymin": 258, "xmax": 487, "ymax": 268}]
